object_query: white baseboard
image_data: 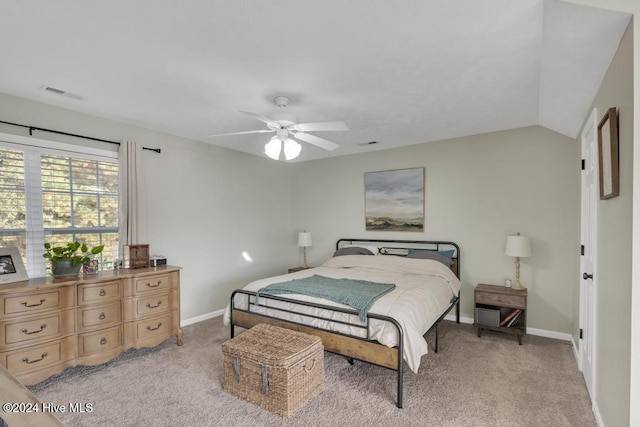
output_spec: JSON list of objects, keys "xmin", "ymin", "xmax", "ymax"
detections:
[
  {"xmin": 526, "ymin": 327, "xmax": 572, "ymax": 342},
  {"xmin": 593, "ymin": 403, "xmax": 604, "ymax": 427},
  {"xmin": 180, "ymin": 309, "xmax": 224, "ymax": 327},
  {"xmin": 445, "ymin": 314, "xmax": 473, "ymax": 324},
  {"xmin": 572, "ymin": 337, "xmax": 581, "ymax": 368},
  {"xmin": 444, "ymin": 314, "xmax": 573, "ymax": 341},
  {"xmin": 187, "ymin": 311, "xmax": 573, "ymax": 343}
]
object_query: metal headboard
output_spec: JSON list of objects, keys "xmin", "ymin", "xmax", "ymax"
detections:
[{"xmin": 336, "ymin": 238, "xmax": 460, "ymax": 279}]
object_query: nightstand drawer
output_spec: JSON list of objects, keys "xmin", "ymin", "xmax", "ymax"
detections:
[{"xmin": 475, "ymin": 292, "xmax": 525, "ymax": 308}]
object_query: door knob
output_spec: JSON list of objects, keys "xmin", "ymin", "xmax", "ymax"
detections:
[{"xmin": 583, "ymin": 272, "xmax": 593, "ymax": 280}]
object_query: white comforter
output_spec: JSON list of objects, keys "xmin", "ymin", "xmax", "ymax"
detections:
[{"xmin": 223, "ymin": 254, "xmax": 461, "ymax": 373}]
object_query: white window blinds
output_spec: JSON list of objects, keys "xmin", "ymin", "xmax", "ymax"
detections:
[{"xmin": 0, "ymin": 138, "xmax": 119, "ymax": 277}]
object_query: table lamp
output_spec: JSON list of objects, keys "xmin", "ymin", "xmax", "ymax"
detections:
[
  {"xmin": 298, "ymin": 231, "xmax": 312, "ymax": 268},
  {"xmin": 505, "ymin": 232, "xmax": 531, "ymax": 290}
]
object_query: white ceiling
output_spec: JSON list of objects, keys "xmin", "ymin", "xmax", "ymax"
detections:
[{"xmin": 0, "ymin": 0, "xmax": 631, "ymax": 162}]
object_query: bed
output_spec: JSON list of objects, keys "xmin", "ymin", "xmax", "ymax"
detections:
[{"xmin": 223, "ymin": 238, "xmax": 461, "ymax": 408}]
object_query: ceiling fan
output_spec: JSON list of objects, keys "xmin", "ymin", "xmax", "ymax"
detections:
[{"xmin": 209, "ymin": 96, "xmax": 348, "ymax": 160}]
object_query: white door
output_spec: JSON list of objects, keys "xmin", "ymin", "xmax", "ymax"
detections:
[{"xmin": 580, "ymin": 108, "xmax": 598, "ymax": 399}]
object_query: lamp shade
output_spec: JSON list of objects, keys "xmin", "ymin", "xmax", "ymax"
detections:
[
  {"xmin": 264, "ymin": 136, "xmax": 282, "ymax": 160},
  {"xmin": 298, "ymin": 231, "xmax": 312, "ymax": 247},
  {"xmin": 283, "ymin": 138, "xmax": 301, "ymax": 160},
  {"xmin": 505, "ymin": 234, "xmax": 531, "ymax": 258}
]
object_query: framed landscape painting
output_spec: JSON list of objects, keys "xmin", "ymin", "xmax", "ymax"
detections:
[
  {"xmin": 598, "ymin": 107, "xmax": 619, "ymax": 200},
  {"xmin": 364, "ymin": 167, "xmax": 424, "ymax": 231}
]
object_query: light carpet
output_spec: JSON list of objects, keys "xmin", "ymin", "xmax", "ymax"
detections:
[{"xmin": 29, "ymin": 317, "xmax": 595, "ymax": 426}]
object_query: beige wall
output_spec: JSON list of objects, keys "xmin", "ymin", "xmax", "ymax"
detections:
[
  {"xmin": 0, "ymin": 90, "xmax": 584, "ymax": 336},
  {"xmin": 579, "ymin": 20, "xmax": 633, "ymax": 426},
  {"xmin": 565, "ymin": 1, "xmax": 639, "ymax": 425},
  {"xmin": 291, "ymin": 125, "xmax": 581, "ymax": 334},
  {"xmin": 0, "ymin": 92, "xmax": 297, "ymax": 321}
]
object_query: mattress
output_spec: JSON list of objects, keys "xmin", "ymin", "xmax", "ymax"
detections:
[{"xmin": 223, "ymin": 254, "xmax": 461, "ymax": 373}]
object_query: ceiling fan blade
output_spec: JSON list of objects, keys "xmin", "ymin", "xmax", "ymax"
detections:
[
  {"xmin": 209, "ymin": 129, "xmax": 273, "ymax": 137},
  {"xmin": 239, "ymin": 110, "xmax": 278, "ymax": 126},
  {"xmin": 293, "ymin": 132, "xmax": 340, "ymax": 151},
  {"xmin": 293, "ymin": 121, "xmax": 349, "ymax": 132}
]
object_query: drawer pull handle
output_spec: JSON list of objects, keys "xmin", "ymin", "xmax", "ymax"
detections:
[
  {"xmin": 497, "ymin": 297, "xmax": 502, "ymax": 301},
  {"xmin": 100, "ymin": 337, "xmax": 107, "ymax": 345},
  {"xmin": 99, "ymin": 289, "xmax": 107, "ymax": 296},
  {"xmin": 21, "ymin": 299, "xmax": 46, "ymax": 307},
  {"xmin": 146, "ymin": 281, "xmax": 161, "ymax": 288},
  {"xmin": 146, "ymin": 322, "xmax": 162, "ymax": 331},
  {"xmin": 22, "ymin": 352, "xmax": 48, "ymax": 364},
  {"xmin": 99, "ymin": 312, "xmax": 106, "ymax": 320},
  {"xmin": 146, "ymin": 301, "xmax": 162, "ymax": 309},
  {"xmin": 21, "ymin": 324, "xmax": 47, "ymax": 335}
]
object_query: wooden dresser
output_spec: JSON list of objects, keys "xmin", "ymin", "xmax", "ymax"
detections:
[{"xmin": 0, "ymin": 266, "xmax": 182, "ymax": 385}]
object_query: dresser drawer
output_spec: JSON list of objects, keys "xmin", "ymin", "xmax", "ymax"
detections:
[
  {"xmin": 2, "ymin": 309, "xmax": 75, "ymax": 348},
  {"xmin": 476, "ymin": 292, "xmax": 525, "ymax": 308},
  {"xmin": 2, "ymin": 287, "xmax": 75, "ymax": 318},
  {"xmin": 132, "ymin": 312, "xmax": 172, "ymax": 340},
  {"xmin": 78, "ymin": 301, "xmax": 121, "ymax": 332},
  {"xmin": 78, "ymin": 326, "xmax": 121, "ymax": 356},
  {"xmin": 2, "ymin": 336, "xmax": 76, "ymax": 376},
  {"xmin": 134, "ymin": 274, "xmax": 170, "ymax": 295},
  {"xmin": 78, "ymin": 280, "xmax": 121, "ymax": 305},
  {"xmin": 123, "ymin": 293, "xmax": 171, "ymax": 322}
]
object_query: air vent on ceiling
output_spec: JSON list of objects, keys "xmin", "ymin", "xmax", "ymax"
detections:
[{"xmin": 39, "ymin": 85, "xmax": 84, "ymax": 100}]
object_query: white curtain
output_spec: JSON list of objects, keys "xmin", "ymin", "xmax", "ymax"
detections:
[{"xmin": 118, "ymin": 140, "xmax": 148, "ymax": 254}]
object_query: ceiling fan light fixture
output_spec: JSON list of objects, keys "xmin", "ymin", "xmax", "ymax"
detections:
[
  {"xmin": 213, "ymin": 95, "xmax": 345, "ymax": 160},
  {"xmin": 265, "ymin": 136, "xmax": 282, "ymax": 160},
  {"xmin": 283, "ymin": 138, "xmax": 301, "ymax": 160}
]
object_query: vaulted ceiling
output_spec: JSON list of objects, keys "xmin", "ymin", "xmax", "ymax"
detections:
[{"xmin": 0, "ymin": 0, "xmax": 631, "ymax": 162}]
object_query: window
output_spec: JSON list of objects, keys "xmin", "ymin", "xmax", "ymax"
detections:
[{"xmin": 0, "ymin": 137, "xmax": 118, "ymax": 277}]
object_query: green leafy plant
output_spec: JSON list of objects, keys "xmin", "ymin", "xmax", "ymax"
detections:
[{"xmin": 43, "ymin": 241, "xmax": 105, "ymax": 266}]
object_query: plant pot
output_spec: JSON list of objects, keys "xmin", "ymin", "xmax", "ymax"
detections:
[{"xmin": 51, "ymin": 259, "xmax": 82, "ymax": 278}]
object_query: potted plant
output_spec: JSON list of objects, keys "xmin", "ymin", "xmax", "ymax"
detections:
[{"xmin": 43, "ymin": 241, "xmax": 104, "ymax": 278}]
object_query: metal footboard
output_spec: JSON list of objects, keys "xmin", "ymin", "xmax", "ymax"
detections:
[{"xmin": 230, "ymin": 289, "xmax": 462, "ymax": 408}]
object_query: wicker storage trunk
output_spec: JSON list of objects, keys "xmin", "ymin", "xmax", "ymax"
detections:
[{"xmin": 222, "ymin": 323, "xmax": 324, "ymax": 417}]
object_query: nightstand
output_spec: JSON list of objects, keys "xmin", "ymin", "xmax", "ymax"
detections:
[
  {"xmin": 288, "ymin": 266, "xmax": 312, "ymax": 273},
  {"xmin": 474, "ymin": 284, "xmax": 527, "ymax": 345}
]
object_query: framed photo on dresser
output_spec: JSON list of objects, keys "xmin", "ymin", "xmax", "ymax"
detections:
[{"xmin": 0, "ymin": 246, "xmax": 28, "ymax": 285}]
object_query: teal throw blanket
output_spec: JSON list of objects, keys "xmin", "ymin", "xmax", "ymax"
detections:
[{"xmin": 256, "ymin": 274, "xmax": 395, "ymax": 323}]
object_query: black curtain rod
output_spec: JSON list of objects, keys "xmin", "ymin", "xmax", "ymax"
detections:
[{"xmin": 0, "ymin": 119, "xmax": 161, "ymax": 153}]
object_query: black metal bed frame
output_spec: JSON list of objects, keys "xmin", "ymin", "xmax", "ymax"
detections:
[{"xmin": 229, "ymin": 238, "xmax": 461, "ymax": 408}]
